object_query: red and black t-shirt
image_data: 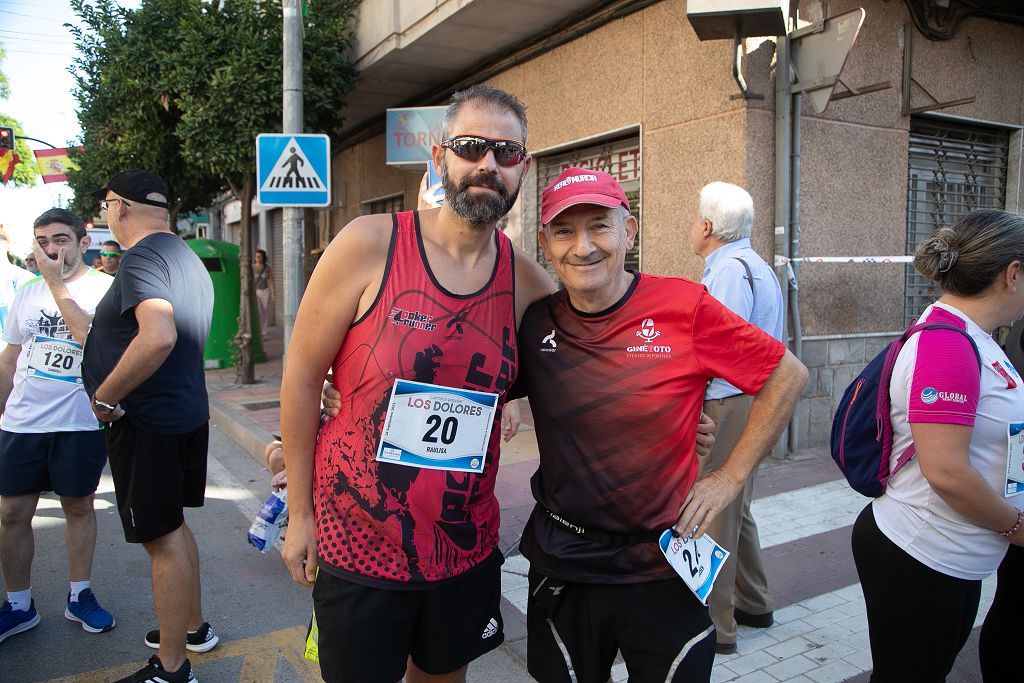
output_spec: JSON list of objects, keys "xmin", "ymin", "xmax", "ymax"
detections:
[
  {"xmin": 314, "ymin": 211, "xmax": 517, "ymax": 587},
  {"xmin": 515, "ymin": 272, "xmax": 785, "ymax": 583}
]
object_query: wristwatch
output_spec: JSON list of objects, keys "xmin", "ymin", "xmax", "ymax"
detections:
[{"xmin": 92, "ymin": 396, "xmax": 118, "ymax": 415}]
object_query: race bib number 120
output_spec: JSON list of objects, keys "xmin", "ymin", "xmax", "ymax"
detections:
[
  {"xmin": 375, "ymin": 379, "xmax": 499, "ymax": 474},
  {"xmin": 26, "ymin": 336, "xmax": 84, "ymax": 384}
]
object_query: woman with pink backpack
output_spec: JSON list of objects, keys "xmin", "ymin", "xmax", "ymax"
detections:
[{"xmin": 851, "ymin": 209, "xmax": 1024, "ymax": 682}]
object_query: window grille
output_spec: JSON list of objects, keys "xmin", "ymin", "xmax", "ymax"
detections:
[
  {"xmin": 905, "ymin": 118, "xmax": 1008, "ymax": 324},
  {"xmin": 363, "ymin": 193, "xmax": 405, "ymax": 216}
]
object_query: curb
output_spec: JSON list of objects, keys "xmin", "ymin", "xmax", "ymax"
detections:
[{"xmin": 209, "ymin": 395, "xmax": 275, "ymax": 466}]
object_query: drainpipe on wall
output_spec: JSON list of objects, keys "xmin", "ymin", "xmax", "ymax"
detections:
[
  {"xmin": 787, "ymin": 90, "xmax": 804, "ymax": 457},
  {"xmin": 774, "ymin": 34, "xmax": 793, "ymax": 459}
]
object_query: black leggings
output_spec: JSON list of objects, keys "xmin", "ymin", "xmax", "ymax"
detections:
[
  {"xmin": 851, "ymin": 504, "xmax": 981, "ymax": 683},
  {"xmin": 979, "ymin": 544, "xmax": 1024, "ymax": 682}
]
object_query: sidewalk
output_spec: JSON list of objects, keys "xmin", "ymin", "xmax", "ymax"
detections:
[{"xmin": 206, "ymin": 325, "xmax": 987, "ymax": 682}]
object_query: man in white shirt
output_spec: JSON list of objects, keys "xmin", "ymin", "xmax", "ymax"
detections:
[
  {"xmin": 0, "ymin": 209, "xmax": 115, "ymax": 645},
  {"xmin": 690, "ymin": 182, "xmax": 785, "ymax": 654}
]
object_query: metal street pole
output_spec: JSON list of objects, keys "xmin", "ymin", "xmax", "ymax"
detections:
[{"xmin": 282, "ymin": 0, "xmax": 304, "ymax": 353}]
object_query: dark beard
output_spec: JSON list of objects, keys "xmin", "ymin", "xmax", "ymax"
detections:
[{"xmin": 440, "ymin": 158, "xmax": 521, "ymax": 227}]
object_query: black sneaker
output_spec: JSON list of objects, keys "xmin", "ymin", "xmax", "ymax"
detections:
[
  {"xmin": 734, "ymin": 607, "xmax": 774, "ymax": 628},
  {"xmin": 144, "ymin": 622, "xmax": 219, "ymax": 653},
  {"xmin": 115, "ymin": 655, "xmax": 196, "ymax": 683}
]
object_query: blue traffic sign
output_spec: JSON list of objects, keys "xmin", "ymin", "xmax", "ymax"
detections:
[{"xmin": 256, "ymin": 133, "xmax": 331, "ymax": 207}]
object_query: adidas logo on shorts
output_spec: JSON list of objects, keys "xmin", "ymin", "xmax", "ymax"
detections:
[{"xmin": 481, "ymin": 617, "xmax": 499, "ymax": 639}]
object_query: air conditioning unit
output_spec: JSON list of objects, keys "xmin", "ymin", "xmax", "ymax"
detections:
[{"xmin": 686, "ymin": 0, "xmax": 788, "ymax": 40}]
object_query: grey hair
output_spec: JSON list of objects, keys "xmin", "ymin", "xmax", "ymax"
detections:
[
  {"xmin": 699, "ymin": 182, "xmax": 754, "ymax": 243},
  {"xmin": 914, "ymin": 209, "xmax": 1024, "ymax": 296},
  {"xmin": 442, "ymin": 85, "xmax": 528, "ymax": 142},
  {"xmin": 33, "ymin": 208, "xmax": 87, "ymax": 240}
]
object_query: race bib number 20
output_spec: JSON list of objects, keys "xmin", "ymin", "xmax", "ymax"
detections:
[{"xmin": 375, "ymin": 379, "xmax": 499, "ymax": 474}]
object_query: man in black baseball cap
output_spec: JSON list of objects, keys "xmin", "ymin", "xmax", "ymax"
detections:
[
  {"xmin": 45, "ymin": 166, "xmax": 218, "ymax": 682},
  {"xmin": 91, "ymin": 170, "xmax": 170, "ymax": 209}
]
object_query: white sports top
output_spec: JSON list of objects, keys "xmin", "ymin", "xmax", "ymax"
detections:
[
  {"xmin": 1, "ymin": 269, "xmax": 113, "ymax": 433},
  {"xmin": 874, "ymin": 302, "xmax": 1024, "ymax": 580}
]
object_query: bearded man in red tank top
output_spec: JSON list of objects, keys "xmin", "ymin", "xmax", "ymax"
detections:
[{"xmin": 280, "ymin": 86, "xmax": 556, "ymax": 683}]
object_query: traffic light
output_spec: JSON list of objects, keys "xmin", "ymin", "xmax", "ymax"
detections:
[{"xmin": 0, "ymin": 127, "xmax": 14, "ymax": 152}]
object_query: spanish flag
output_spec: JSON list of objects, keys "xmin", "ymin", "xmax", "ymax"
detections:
[
  {"xmin": 0, "ymin": 149, "xmax": 17, "ymax": 183},
  {"xmin": 34, "ymin": 147, "xmax": 82, "ymax": 184}
]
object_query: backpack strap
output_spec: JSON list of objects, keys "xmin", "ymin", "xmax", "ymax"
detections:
[
  {"xmin": 732, "ymin": 257, "xmax": 755, "ymax": 296},
  {"xmin": 885, "ymin": 322, "xmax": 983, "ymax": 477}
]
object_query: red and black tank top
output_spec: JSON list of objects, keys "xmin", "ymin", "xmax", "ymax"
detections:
[{"xmin": 314, "ymin": 211, "xmax": 517, "ymax": 587}]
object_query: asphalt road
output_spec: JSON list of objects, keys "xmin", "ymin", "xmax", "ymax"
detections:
[{"xmin": 2, "ymin": 425, "xmax": 530, "ymax": 682}]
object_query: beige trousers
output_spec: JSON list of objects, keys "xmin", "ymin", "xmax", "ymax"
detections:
[{"xmin": 699, "ymin": 394, "xmax": 773, "ymax": 644}]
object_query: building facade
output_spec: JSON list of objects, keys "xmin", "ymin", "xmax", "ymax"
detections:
[{"xmin": 234, "ymin": 0, "xmax": 1024, "ymax": 450}]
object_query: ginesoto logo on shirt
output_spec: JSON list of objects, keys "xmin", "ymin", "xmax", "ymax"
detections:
[{"xmin": 920, "ymin": 387, "xmax": 938, "ymax": 404}]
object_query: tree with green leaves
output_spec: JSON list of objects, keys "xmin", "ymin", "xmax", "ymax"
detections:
[
  {"xmin": 171, "ymin": 0, "xmax": 357, "ymax": 383},
  {"xmin": 0, "ymin": 45, "xmax": 41, "ymax": 187},
  {"xmin": 69, "ymin": 0, "xmax": 358, "ymax": 383},
  {"xmin": 67, "ymin": 0, "xmax": 222, "ymax": 230}
]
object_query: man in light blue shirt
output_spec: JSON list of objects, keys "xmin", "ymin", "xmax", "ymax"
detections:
[{"xmin": 690, "ymin": 181, "xmax": 784, "ymax": 655}]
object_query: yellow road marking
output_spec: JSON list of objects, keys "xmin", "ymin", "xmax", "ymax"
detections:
[{"xmin": 46, "ymin": 626, "xmax": 320, "ymax": 682}]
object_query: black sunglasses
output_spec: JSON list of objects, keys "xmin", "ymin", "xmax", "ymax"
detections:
[{"xmin": 441, "ymin": 136, "xmax": 527, "ymax": 167}]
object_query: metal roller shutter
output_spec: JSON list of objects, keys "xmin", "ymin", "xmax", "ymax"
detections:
[{"xmin": 905, "ymin": 118, "xmax": 1009, "ymax": 324}]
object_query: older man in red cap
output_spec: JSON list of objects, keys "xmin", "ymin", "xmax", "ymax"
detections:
[{"xmin": 511, "ymin": 168, "xmax": 807, "ymax": 682}]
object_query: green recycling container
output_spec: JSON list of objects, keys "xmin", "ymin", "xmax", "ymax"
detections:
[{"xmin": 185, "ymin": 239, "xmax": 266, "ymax": 369}]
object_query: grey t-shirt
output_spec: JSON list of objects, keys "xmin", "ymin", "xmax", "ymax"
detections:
[{"xmin": 83, "ymin": 232, "xmax": 213, "ymax": 434}]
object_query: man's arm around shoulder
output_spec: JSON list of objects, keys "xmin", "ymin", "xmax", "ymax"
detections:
[
  {"xmin": 280, "ymin": 214, "xmax": 391, "ymax": 586},
  {"xmin": 513, "ymin": 245, "xmax": 556, "ymax": 325}
]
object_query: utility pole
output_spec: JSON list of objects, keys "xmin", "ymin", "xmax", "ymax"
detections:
[{"xmin": 282, "ymin": 0, "xmax": 304, "ymax": 352}]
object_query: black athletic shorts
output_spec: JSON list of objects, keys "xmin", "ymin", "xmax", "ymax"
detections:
[
  {"xmin": 0, "ymin": 429, "xmax": 106, "ymax": 498},
  {"xmin": 312, "ymin": 552, "xmax": 505, "ymax": 683},
  {"xmin": 104, "ymin": 418, "xmax": 209, "ymax": 544},
  {"xmin": 527, "ymin": 570, "xmax": 716, "ymax": 683}
]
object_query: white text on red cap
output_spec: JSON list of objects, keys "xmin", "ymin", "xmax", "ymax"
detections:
[{"xmin": 552, "ymin": 174, "xmax": 599, "ymax": 192}]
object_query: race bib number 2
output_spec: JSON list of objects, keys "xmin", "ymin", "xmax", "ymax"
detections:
[
  {"xmin": 1005, "ymin": 422, "xmax": 1024, "ymax": 497},
  {"xmin": 26, "ymin": 336, "xmax": 84, "ymax": 384},
  {"xmin": 659, "ymin": 529, "xmax": 730, "ymax": 605},
  {"xmin": 375, "ymin": 379, "xmax": 499, "ymax": 474}
]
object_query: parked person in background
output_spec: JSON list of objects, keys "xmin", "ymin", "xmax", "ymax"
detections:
[
  {"xmin": 852, "ymin": 209, "xmax": 1024, "ymax": 682},
  {"xmin": 23, "ymin": 253, "xmax": 39, "ymax": 276},
  {"xmin": 690, "ymin": 182, "xmax": 783, "ymax": 654},
  {"xmin": 99, "ymin": 240, "xmax": 122, "ymax": 276},
  {"xmin": 253, "ymin": 249, "xmax": 275, "ymax": 340}
]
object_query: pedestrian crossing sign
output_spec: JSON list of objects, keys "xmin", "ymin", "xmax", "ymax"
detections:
[{"xmin": 256, "ymin": 133, "xmax": 331, "ymax": 207}]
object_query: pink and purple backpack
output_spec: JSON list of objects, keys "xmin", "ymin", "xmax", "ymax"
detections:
[{"xmin": 830, "ymin": 322, "xmax": 980, "ymax": 497}]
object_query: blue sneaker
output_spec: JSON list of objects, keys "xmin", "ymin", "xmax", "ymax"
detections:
[
  {"xmin": 0, "ymin": 600, "xmax": 40, "ymax": 644},
  {"xmin": 64, "ymin": 588, "xmax": 115, "ymax": 633}
]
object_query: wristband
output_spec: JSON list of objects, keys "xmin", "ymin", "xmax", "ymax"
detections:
[{"xmin": 999, "ymin": 508, "xmax": 1024, "ymax": 538}]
